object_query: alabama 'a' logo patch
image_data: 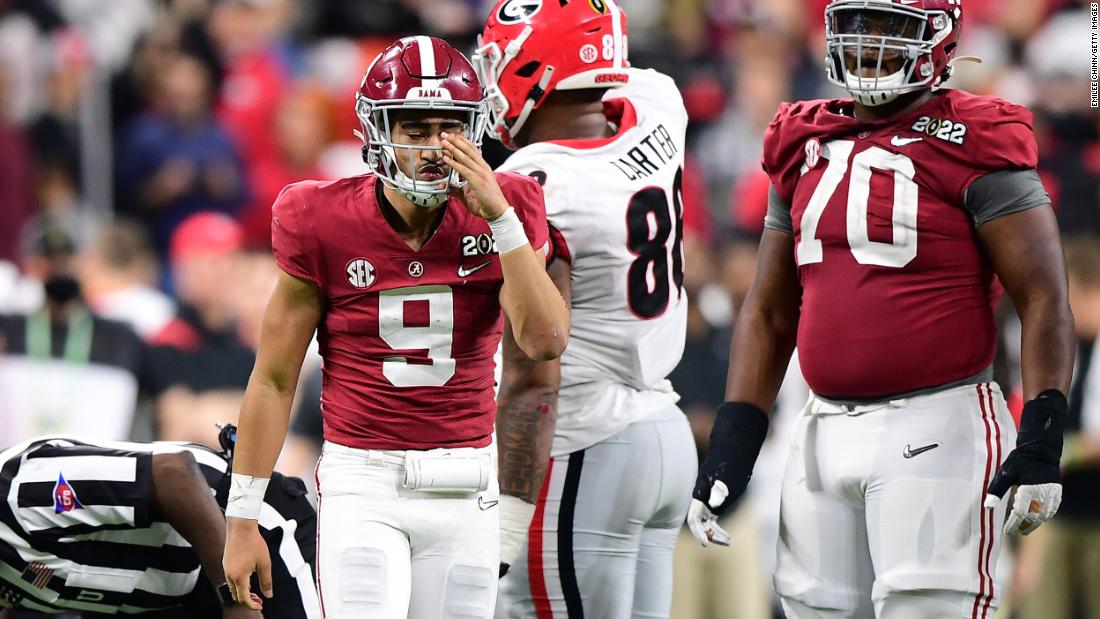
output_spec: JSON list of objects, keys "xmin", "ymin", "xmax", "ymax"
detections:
[{"xmin": 53, "ymin": 473, "xmax": 82, "ymax": 514}]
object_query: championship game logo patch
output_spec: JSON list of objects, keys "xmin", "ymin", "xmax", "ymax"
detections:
[{"xmin": 53, "ymin": 473, "xmax": 82, "ymax": 514}]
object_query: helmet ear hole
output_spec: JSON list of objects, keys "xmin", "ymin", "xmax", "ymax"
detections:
[{"xmin": 515, "ymin": 61, "xmax": 541, "ymax": 78}]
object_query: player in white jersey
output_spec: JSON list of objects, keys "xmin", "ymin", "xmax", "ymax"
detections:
[{"xmin": 474, "ymin": 1, "xmax": 696, "ymax": 616}]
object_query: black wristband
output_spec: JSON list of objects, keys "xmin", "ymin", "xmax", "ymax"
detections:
[
  {"xmin": 692, "ymin": 402, "xmax": 770, "ymax": 514},
  {"xmin": 1018, "ymin": 389, "xmax": 1067, "ymax": 456}
]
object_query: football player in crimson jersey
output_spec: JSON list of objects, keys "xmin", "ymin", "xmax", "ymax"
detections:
[
  {"xmin": 688, "ymin": 1, "xmax": 1075, "ymax": 617},
  {"xmin": 474, "ymin": 1, "xmax": 696, "ymax": 617},
  {"xmin": 221, "ymin": 37, "xmax": 569, "ymax": 619}
]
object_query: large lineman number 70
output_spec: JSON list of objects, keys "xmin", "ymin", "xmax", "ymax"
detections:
[{"xmin": 797, "ymin": 140, "xmax": 920, "ymax": 268}]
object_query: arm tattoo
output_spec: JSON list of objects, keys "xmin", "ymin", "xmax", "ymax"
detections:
[{"xmin": 497, "ymin": 380, "xmax": 557, "ymax": 502}]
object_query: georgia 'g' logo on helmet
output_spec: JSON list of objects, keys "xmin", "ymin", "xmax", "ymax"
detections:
[
  {"xmin": 475, "ymin": 0, "xmax": 629, "ymax": 149},
  {"xmin": 498, "ymin": 0, "xmax": 543, "ymax": 23}
]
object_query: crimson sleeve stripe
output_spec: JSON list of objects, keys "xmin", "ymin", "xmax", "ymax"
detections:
[{"xmin": 529, "ymin": 458, "xmax": 555, "ymax": 618}]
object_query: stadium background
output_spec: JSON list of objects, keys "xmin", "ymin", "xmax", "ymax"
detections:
[{"xmin": 0, "ymin": 0, "xmax": 1096, "ymax": 617}]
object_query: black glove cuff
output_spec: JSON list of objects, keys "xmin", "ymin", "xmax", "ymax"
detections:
[
  {"xmin": 1018, "ymin": 389, "xmax": 1067, "ymax": 457},
  {"xmin": 711, "ymin": 402, "xmax": 770, "ymax": 452},
  {"xmin": 692, "ymin": 402, "xmax": 769, "ymax": 508}
]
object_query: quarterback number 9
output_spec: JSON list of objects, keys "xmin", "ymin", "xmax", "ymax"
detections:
[
  {"xmin": 797, "ymin": 140, "xmax": 919, "ymax": 268},
  {"xmin": 626, "ymin": 167, "xmax": 685, "ymax": 319},
  {"xmin": 379, "ymin": 285, "xmax": 456, "ymax": 387}
]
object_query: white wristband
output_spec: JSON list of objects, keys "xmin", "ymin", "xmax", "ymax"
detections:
[
  {"xmin": 499, "ymin": 495, "xmax": 536, "ymax": 567},
  {"xmin": 488, "ymin": 207, "xmax": 529, "ymax": 255},
  {"xmin": 225, "ymin": 473, "xmax": 270, "ymax": 520}
]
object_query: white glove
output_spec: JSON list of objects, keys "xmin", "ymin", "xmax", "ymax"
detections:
[
  {"xmin": 499, "ymin": 495, "xmax": 536, "ymax": 569},
  {"xmin": 686, "ymin": 481, "xmax": 731, "ymax": 547},
  {"xmin": 984, "ymin": 482, "xmax": 1062, "ymax": 536}
]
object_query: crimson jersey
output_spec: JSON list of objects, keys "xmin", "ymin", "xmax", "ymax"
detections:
[
  {"xmin": 271, "ymin": 173, "xmax": 549, "ymax": 449},
  {"xmin": 762, "ymin": 89, "xmax": 1045, "ymax": 398}
]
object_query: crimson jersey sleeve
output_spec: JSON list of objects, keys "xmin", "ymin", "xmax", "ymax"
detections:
[
  {"xmin": 270, "ymin": 183, "xmax": 323, "ymax": 287},
  {"xmin": 761, "ymin": 100, "xmax": 832, "ymax": 205},
  {"xmin": 495, "ymin": 171, "xmax": 550, "ymax": 257},
  {"xmin": 956, "ymin": 97, "xmax": 1039, "ymax": 200}
]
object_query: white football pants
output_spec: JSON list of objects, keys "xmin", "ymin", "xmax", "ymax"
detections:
[
  {"xmin": 315, "ymin": 441, "xmax": 499, "ymax": 619},
  {"xmin": 496, "ymin": 405, "xmax": 696, "ymax": 618},
  {"xmin": 775, "ymin": 382, "xmax": 1017, "ymax": 619}
]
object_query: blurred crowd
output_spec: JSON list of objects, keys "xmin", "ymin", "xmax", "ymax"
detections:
[{"xmin": 0, "ymin": 0, "xmax": 1096, "ymax": 617}]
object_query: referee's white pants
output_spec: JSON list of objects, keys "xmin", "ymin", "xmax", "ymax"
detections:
[
  {"xmin": 775, "ymin": 382, "xmax": 1017, "ymax": 619},
  {"xmin": 315, "ymin": 441, "xmax": 499, "ymax": 619},
  {"xmin": 496, "ymin": 405, "xmax": 696, "ymax": 618}
]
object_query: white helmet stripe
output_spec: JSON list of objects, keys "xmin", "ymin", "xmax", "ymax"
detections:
[
  {"xmin": 608, "ymin": 0, "xmax": 623, "ymax": 68},
  {"xmin": 416, "ymin": 35, "xmax": 441, "ymax": 89}
]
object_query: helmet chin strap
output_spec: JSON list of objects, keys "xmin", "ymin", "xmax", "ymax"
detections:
[
  {"xmin": 844, "ymin": 67, "xmax": 914, "ymax": 106},
  {"xmin": 389, "ymin": 167, "xmax": 451, "ymax": 209}
]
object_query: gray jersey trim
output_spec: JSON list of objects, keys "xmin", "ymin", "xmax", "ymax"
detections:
[
  {"xmin": 764, "ymin": 184, "xmax": 794, "ymax": 234},
  {"xmin": 965, "ymin": 168, "xmax": 1051, "ymax": 227}
]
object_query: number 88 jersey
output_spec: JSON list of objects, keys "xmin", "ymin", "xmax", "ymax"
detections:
[
  {"xmin": 497, "ymin": 68, "xmax": 689, "ymax": 457},
  {"xmin": 762, "ymin": 89, "xmax": 1048, "ymax": 400}
]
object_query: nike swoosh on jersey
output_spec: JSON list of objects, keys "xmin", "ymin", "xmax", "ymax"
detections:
[
  {"xmin": 457, "ymin": 260, "xmax": 493, "ymax": 278},
  {"xmin": 891, "ymin": 136, "xmax": 924, "ymax": 146},
  {"xmin": 477, "ymin": 496, "xmax": 499, "ymax": 510},
  {"xmin": 903, "ymin": 443, "xmax": 940, "ymax": 459}
]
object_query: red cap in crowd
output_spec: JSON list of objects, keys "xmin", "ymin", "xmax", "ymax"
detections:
[{"xmin": 169, "ymin": 212, "xmax": 244, "ymax": 264}]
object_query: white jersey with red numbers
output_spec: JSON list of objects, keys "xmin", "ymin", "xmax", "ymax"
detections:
[{"xmin": 497, "ymin": 68, "xmax": 689, "ymax": 457}]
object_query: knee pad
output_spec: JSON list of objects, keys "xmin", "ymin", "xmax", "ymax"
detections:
[
  {"xmin": 876, "ymin": 589, "xmax": 981, "ymax": 619},
  {"xmin": 442, "ymin": 564, "xmax": 495, "ymax": 618},
  {"xmin": 339, "ymin": 547, "xmax": 388, "ymax": 606}
]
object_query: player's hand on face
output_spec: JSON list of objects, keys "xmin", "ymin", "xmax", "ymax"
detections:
[
  {"xmin": 440, "ymin": 131, "xmax": 509, "ymax": 220},
  {"xmin": 686, "ymin": 486, "xmax": 731, "ymax": 547},
  {"xmin": 223, "ymin": 518, "xmax": 273, "ymax": 611}
]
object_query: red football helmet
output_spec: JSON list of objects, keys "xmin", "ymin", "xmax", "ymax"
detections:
[
  {"xmin": 356, "ymin": 36, "xmax": 487, "ymax": 208},
  {"xmin": 474, "ymin": 0, "xmax": 629, "ymax": 149},
  {"xmin": 824, "ymin": 0, "xmax": 962, "ymax": 106}
]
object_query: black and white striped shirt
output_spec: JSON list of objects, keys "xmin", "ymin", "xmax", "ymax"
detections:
[{"xmin": 0, "ymin": 436, "xmax": 319, "ymax": 616}]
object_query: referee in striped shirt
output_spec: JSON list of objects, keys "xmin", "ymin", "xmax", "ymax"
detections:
[{"xmin": 0, "ymin": 429, "xmax": 318, "ymax": 617}]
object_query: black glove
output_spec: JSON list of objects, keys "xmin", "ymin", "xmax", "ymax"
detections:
[
  {"xmin": 986, "ymin": 389, "xmax": 1066, "ymax": 500},
  {"xmin": 692, "ymin": 402, "xmax": 770, "ymax": 516}
]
